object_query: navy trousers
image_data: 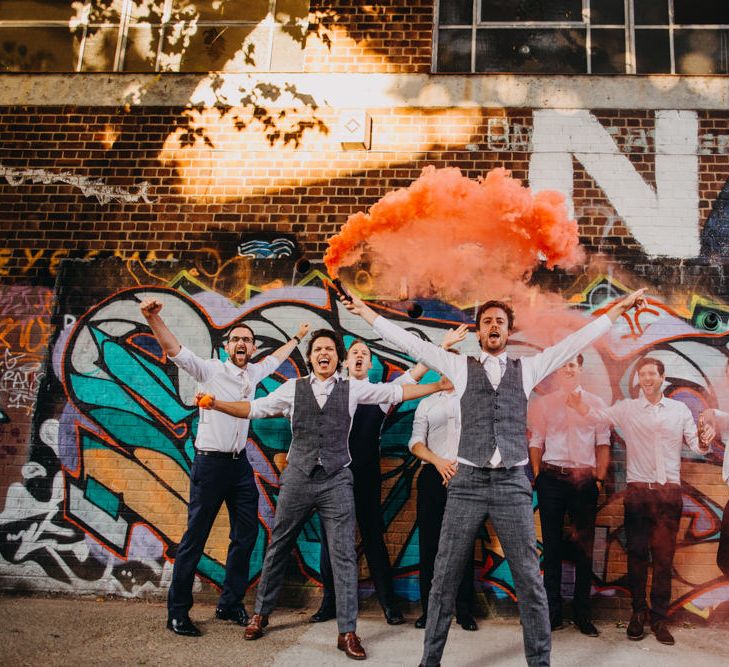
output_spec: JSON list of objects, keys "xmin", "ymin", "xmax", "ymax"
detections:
[{"xmin": 167, "ymin": 452, "xmax": 259, "ymax": 618}]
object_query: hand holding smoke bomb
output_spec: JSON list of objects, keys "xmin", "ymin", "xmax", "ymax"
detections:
[
  {"xmin": 332, "ymin": 278, "xmax": 352, "ymax": 301},
  {"xmin": 196, "ymin": 393, "xmax": 215, "ymax": 409}
]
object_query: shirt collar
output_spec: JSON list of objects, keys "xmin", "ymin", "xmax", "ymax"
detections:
[
  {"xmin": 640, "ymin": 393, "xmax": 666, "ymax": 408},
  {"xmin": 309, "ymin": 371, "xmax": 342, "ymax": 384},
  {"xmin": 479, "ymin": 350, "xmax": 508, "ymax": 365},
  {"xmin": 224, "ymin": 359, "xmax": 247, "ymax": 377}
]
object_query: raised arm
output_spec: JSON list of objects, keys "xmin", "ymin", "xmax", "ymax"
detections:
[
  {"xmin": 140, "ymin": 298, "xmax": 182, "ymax": 356},
  {"xmin": 605, "ymin": 287, "xmax": 648, "ymax": 323},
  {"xmin": 270, "ymin": 322, "xmax": 310, "ymax": 363},
  {"xmin": 408, "ymin": 324, "xmax": 469, "ymax": 382}
]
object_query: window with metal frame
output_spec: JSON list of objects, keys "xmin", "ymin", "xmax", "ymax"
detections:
[
  {"xmin": 0, "ymin": 0, "xmax": 309, "ymax": 72},
  {"xmin": 434, "ymin": 0, "xmax": 729, "ymax": 75}
]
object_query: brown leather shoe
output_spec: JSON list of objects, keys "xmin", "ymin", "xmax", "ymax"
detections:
[
  {"xmin": 337, "ymin": 632, "xmax": 366, "ymax": 660},
  {"xmin": 244, "ymin": 614, "xmax": 269, "ymax": 641}
]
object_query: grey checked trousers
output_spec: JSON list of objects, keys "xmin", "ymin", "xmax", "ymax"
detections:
[
  {"xmin": 422, "ymin": 465, "xmax": 551, "ymax": 667},
  {"xmin": 254, "ymin": 464, "xmax": 358, "ymax": 633}
]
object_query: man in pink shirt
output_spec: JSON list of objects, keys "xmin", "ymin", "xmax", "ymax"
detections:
[{"xmin": 569, "ymin": 356, "xmax": 710, "ymax": 646}]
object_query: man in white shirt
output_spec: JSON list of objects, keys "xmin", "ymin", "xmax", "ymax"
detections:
[
  {"xmin": 568, "ymin": 356, "xmax": 710, "ymax": 646},
  {"xmin": 529, "ymin": 354, "xmax": 610, "ymax": 637},
  {"xmin": 201, "ymin": 328, "xmax": 449, "ymax": 660},
  {"xmin": 341, "ymin": 288, "xmax": 646, "ymax": 667},
  {"xmin": 140, "ymin": 297, "xmax": 308, "ymax": 637},
  {"xmin": 409, "ymin": 364, "xmax": 479, "ymax": 633},
  {"xmin": 313, "ymin": 336, "xmax": 456, "ymax": 626}
]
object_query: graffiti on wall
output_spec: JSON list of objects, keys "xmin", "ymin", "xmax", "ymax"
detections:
[
  {"xmin": 0, "ymin": 261, "xmax": 727, "ymax": 619},
  {"xmin": 0, "ymin": 284, "xmax": 52, "ymax": 500},
  {"xmin": 0, "ymin": 164, "xmax": 155, "ymax": 205}
]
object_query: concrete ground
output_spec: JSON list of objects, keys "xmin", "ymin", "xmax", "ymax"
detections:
[{"xmin": 1, "ymin": 596, "xmax": 727, "ymax": 666}]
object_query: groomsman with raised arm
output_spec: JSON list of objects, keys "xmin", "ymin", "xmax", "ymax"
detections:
[
  {"xmin": 198, "ymin": 328, "xmax": 449, "ymax": 660},
  {"xmin": 313, "ymin": 329, "xmax": 465, "ymax": 626},
  {"xmin": 139, "ymin": 297, "xmax": 309, "ymax": 637},
  {"xmin": 341, "ymin": 289, "xmax": 646, "ymax": 667},
  {"xmin": 529, "ymin": 354, "xmax": 610, "ymax": 636},
  {"xmin": 568, "ymin": 356, "xmax": 710, "ymax": 645}
]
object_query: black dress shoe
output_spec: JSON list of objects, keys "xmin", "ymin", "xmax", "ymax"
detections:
[
  {"xmin": 414, "ymin": 613, "xmax": 427, "ymax": 629},
  {"xmin": 309, "ymin": 604, "xmax": 336, "ymax": 623},
  {"xmin": 627, "ymin": 610, "xmax": 647, "ymax": 640},
  {"xmin": 651, "ymin": 620, "xmax": 675, "ymax": 645},
  {"xmin": 384, "ymin": 606, "xmax": 405, "ymax": 625},
  {"xmin": 575, "ymin": 617, "xmax": 599, "ymax": 637},
  {"xmin": 456, "ymin": 613, "xmax": 478, "ymax": 631},
  {"xmin": 215, "ymin": 606, "xmax": 249, "ymax": 626},
  {"xmin": 167, "ymin": 616, "xmax": 201, "ymax": 637},
  {"xmin": 550, "ymin": 614, "xmax": 566, "ymax": 632}
]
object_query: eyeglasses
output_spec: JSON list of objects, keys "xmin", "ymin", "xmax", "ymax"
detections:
[{"xmin": 228, "ymin": 336, "xmax": 254, "ymax": 345}]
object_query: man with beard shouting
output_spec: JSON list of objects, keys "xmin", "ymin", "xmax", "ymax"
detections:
[
  {"xmin": 140, "ymin": 297, "xmax": 309, "ymax": 637},
  {"xmin": 341, "ymin": 289, "xmax": 646, "ymax": 667}
]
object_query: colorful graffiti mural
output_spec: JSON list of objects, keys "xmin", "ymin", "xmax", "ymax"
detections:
[{"xmin": 0, "ymin": 259, "xmax": 728, "ymax": 620}]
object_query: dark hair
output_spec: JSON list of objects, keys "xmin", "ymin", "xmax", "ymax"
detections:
[
  {"xmin": 575, "ymin": 353, "xmax": 584, "ymax": 366},
  {"xmin": 306, "ymin": 329, "xmax": 346, "ymax": 371},
  {"xmin": 475, "ymin": 300, "xmax": 515, "ymax": 331},
  {"xmin": 222, "ymin": 322, "xmax": 255, "ymax": 343},
  {"xmin": 636, "ymin": 356, "xmax": 665, "ymax": 376}
]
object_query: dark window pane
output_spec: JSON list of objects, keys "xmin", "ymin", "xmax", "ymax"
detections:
[
  {"xmin": 475, "ymin": 28, "xmax": 586, "ymax": 73},
  {"xmin": 481, "ymin": 0, "xmax": 582, "ymax": 22},
  {"xmin": 123, "ymin": 26, "xmax": 160, "ymax": 71},
  {"xmin": 590, "ymin": 0, "xmax": 624, "ymax": 25},
  {"xmin": 0, "ymin": 27, "xmax": 78, "ymax": 71},
  {"xmin": 0, "ymin": 0, "xmax": 79, "ymax": 20},
  {"xmin": 438, "ymin": 0, "xmax": 472, "ymax": 25},
  {"xmin": 591, "ymin": 28, "xmax": 625, "ymax": 72},
  {"xmin": 675, "ymin": 29, "xmax": 729, "ymax": 74},
  {"xmin": 634, "ymin": 0, "xmax": 668, "ymax": 25},
  {"xmin": 437, "ymin": 28, "xmax": 471, "ymax": 72},
  {"xmin": 635, "ymin": 28, "xmax": 670, "ymax": 72},
  {"xmin": 674, "ymin": 1, "xmax": 729, "ymax": 25}
]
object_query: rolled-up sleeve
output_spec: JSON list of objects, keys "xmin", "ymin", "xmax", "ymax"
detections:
[
  {"xmin": 248, "ymin": 379, "xmax": 296, "ymax": 419},
  {"xmin": 351, "ymin": 377, "xmax": 404, "ymax": 405},
  {"xmin": 248, "ymin": 355, "xmax": 283, "ymax": 385},
  {"xmin": 168, "ymin": 346, "xmax": 216, "ymax": 383}
]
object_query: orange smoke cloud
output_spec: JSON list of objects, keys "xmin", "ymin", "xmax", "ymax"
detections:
[{"xmin": 324, "ymin": 166, "xmax": 583, "ymax": 305}]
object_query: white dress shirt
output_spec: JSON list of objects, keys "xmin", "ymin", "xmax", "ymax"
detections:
[
  {"xmin": 586, "ymin": 395, "xmax": 703, "ymax": 484},
  {"xmin": 708, "ymin": 409, "xmax": 729, "ymax": 484},
  {"xmin": 408, "ymin": 390, "xmax": 460, "ymax": 462},
  {"xmin": 170, "ymin": 346, "xmax": 280, "ymax": 454},
  {"xmin": 372, "ymin": 313, "xmax": 612, "ymax": 469},
  {"xmin": 529, "ymin": 386, "xmax": 610, "ymax": 468},
  {"xmin": 248, "ymin": 371, "xmax": 406, "ymax": 468}
]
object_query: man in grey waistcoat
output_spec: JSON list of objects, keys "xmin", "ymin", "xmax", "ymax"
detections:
[
  {"xmin": 198, "ymin": 328, "xmax": 448, "ymax": 660},
  {"xmin": 342, "ymin": 289, "xmax": 646, "ymax": 667}
]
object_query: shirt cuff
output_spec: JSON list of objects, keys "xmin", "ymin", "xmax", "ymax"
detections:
[{"xmin": 167, "ymin": 345, "xmax": 190, "ymax": 363}]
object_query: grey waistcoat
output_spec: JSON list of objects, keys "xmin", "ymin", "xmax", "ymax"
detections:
[
  {"xmin": 289, "ymin": 377, "xmax": 352, "ymax": 475},
  {"xmin": 458, "ymin": 356, "xmax": 528, "ymax": 468}
]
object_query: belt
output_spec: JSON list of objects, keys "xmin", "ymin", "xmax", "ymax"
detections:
[
  {"xmin": 627, "ymin": 481, "xmax": 680, "ymax": 490},
  {"xmin": 195, "ymin": 449, "xmax": 244, "ymax": 459},
  {"xmin": 541, "ymin": 462, "xmax": 593, "ymax": 477}
]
